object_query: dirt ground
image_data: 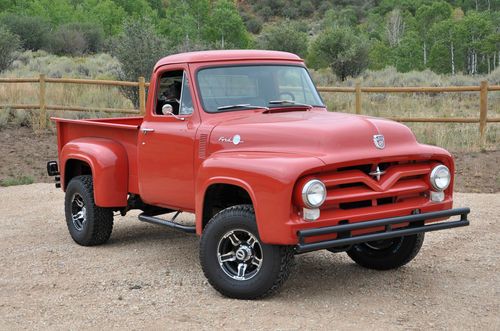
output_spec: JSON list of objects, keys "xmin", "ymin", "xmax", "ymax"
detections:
[
  {"xmin": 0, "ymin": 127, "xmax": 498, "ymax": 192},
  {"xmin": 0, "ymin": 184, "xmax": 498, "ymax": 329}
]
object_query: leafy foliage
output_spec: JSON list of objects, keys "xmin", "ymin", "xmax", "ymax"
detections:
[
  {"xmin": 0, "ymin": 0, "xmax": 498, "ymax": 78},
  {"xmin": 48, "ymin": 23, "xmax": 105, "ymax": 56},
  {"xmin": 0, "ymin": 14, "xmax": 50, "ymax": 51},
  {"xmin": 160, "ymin": 0, "xmax": 250, "ymax": 48},
  {"xmin": 0, "ymin": 25, "xmax": 21, "ymax": 72},
  {"xmin": 257, "ymin": 21, "xmax": 308, "ymax": 57},
  {"xmin": 310, "ymin": 26, "xmax": 370, "ymax": 80},
  {"xmin": 110, "ymin": 18, "xmax": 169, "ymax": 106}
]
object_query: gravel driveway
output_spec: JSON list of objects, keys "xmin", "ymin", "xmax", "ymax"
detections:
[{"xmin": 1, "ymin": 184, "xmax": 498, "ymax": 330}]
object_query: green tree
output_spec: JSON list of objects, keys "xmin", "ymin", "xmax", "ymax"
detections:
[
  {"xmin": 368, "ymin": 40, "xmax": 393, "ymax": 70},
  {"xmin": 257, "ymin": 21, "xmax": 308, "ymax": 57},
  {"xmin": 0, "ymin": 25, "xmax": 21, "ymax": 72},
  {"xmin": 0, "ymin": 14, "xmax": 51, "ymax": 50},
  {"xmin": 0, "ymin": 0, "xmax": 15, "ymax": 11},
  {"xmin": 24, "ymin": 0, "xmax": 76, "ymax": 25},
  {"xmin": 415, "ymin": 1, "xmax": 452, "ymax": 66},
  {"xmin": 47, "ymin": 24, "xmax": 88, "ymax": 56},
  {"xmin": 361, "ymin": 12, "xmax": 385, "ymax": 40},
  {"xmin": 81, "ymin": 0, "xmax": 127, "ymax": 35},
  {"xmin": 111, "ymin": 18, "xmax": 169, "ymax": 106},
  {"xmin": 161, "ymin": 0, "xmax": 210, "ymax": 46},
  {"xmin": 205, "ymin": 0, "xmax": 250, "ymax": 48},
  {"xmin": 428, "ymin": 19, "xmax": 463, "ymax": 75},
  {"xmin": 310, "ymin": 26, "xmax": 370, "ymax": 80},
  {"xmin": 393, "ymin": 30, "xmax": 425, "ymax": 72},
  {"xmin": 457, "ymin": 11, "xmax": 493, "ymax": 74},
  {"xmin": 111, "ymin": 0, "xmax": 155, "ymax": 18},
  {"xmin": 322, "ymin": 7, "xmax": 358, "ymax": 29}
]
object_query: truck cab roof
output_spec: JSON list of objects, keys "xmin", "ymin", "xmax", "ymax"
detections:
[{"xmin": 154, "ymin": 50, "xmax": 303, "ymax": 71}]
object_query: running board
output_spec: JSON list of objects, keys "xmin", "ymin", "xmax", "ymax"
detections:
[{"xmin": 138, "ymin": 212, "xmax": 196, "ymax": 234}]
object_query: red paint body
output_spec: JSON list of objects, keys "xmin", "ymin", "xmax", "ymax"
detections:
[{"xmin": 53, "ymin": 50, "xmax": 455, "ymax": 245}]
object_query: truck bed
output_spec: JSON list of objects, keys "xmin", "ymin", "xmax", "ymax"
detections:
[{"xmin": 53, "ymin": 116, "xmax": 143, "ymax": 193}]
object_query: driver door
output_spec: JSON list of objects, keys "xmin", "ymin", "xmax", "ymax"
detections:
[{"xmin": 137, "ymin": 66, "xmax": 198, "ymax": 211}]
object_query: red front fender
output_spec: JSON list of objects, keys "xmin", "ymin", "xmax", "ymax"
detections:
[{"xmin": 195, "ymin": 152, "xmax": 325, "ymax": 244}]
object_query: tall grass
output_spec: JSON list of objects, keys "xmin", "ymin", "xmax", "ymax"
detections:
[
  {"xmin": 0, "ymin": 51, "xmax": 136, "ymax": 130},
  {"xmin": 0, "ymin": 52, "xmax": 498, "ymax": 151}
]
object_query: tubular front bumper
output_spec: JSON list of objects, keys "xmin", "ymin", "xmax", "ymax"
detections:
[{"xmin": 296, "ymin": 208, "xmax": 470, "ymax": 254}]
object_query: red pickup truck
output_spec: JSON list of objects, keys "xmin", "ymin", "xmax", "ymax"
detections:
[{"xmin": 48, "ymin": 50, "xmax": 470, "ymax": 299}]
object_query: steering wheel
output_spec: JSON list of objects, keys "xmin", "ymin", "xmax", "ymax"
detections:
[{"xmin": 279, "ymin": 91, "xmax": 295, "ymax": 101}]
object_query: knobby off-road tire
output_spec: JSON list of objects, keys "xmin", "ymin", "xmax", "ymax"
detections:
[
  {"xmin": 199, "ymin": 204, "xmax": 294, "ymax": 299},
  {"xmin": 64, "ymin": 175, "xmax": 113, "ymax": 246},
  {"xmin": 346, "ymin": 233, "xmax": 425, "ymax": 270}
]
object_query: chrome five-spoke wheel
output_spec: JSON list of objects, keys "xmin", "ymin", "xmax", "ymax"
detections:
[
  {"xmin": 200, "ymin": 204, "xmax": 293, "ymax": 299},
  {"xmin": 217, "ymin": 229, "xmax": 263, "ymax": 281},
  {"xmin": 71, "ymin": 193, "xmax": 87, "ymax": 231},
  {"xmin": 64, "ymin": 175, "xmax": 113, "ymax": 246}
]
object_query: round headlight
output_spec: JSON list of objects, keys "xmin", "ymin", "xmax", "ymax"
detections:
[
  {"xmin": 302, "ymin": 179, "xmax": 326, "ymax": 208},
  {"xmin": 430, "ymin": 165, "xmax": 451, "ymax": 191}
]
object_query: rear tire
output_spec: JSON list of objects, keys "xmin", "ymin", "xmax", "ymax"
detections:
[
  {"xmin": 64, "ymin": 175, "xmax": 113, "ymax": 246},
  {"xmin": 199, "ymin": 204, "xmax": 294, "ymax": 299},
  {"xmin": 346, "ymin": 233, "xmax": 424, "ymax": 270}
]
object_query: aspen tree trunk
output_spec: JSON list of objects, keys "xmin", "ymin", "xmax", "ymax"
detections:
[
  {"xmin": 474, "ymin": 51, "xmax": 478, "ymax": 74},
  {"xmin": 423, "ymin": 42, "xmax": 427, "ymax": 65},
  {"xmin": 450, "ymin": 42, "xmax": 455, "ymax": 75},
  {"xmin": 468, "ymin": 51, "xmax": 471, "ymax": 74}
]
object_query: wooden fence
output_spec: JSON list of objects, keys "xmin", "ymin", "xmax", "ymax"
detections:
[{"xmin": 0, "ymin": 75, "xmax": 498, "ymax": 145}]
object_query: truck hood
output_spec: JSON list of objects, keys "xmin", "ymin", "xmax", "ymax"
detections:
[{"xmin": 208, "ymin": 110, "xmax": 438, "ymax": 166}]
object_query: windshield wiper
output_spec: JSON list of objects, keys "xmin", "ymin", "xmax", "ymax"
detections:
[
  {"xmin": 268, "ymin": 100, "xmax": 312, "ymax": 107},
  {"xmin": 217, "ymin": 104, "xmax": 269, "ymax": 111}
]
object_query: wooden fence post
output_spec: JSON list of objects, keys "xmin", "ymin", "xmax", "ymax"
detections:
[
  {"xmin": 479, "ymin": 80, "xmax": 489, "ymax": 146},
  {"xmin": 355, "ymin": 82, "xmax": 362, "ymax": 115},
  {"xmin": 138, "ymin": 77, "xmax": 146, "ymax": 115},
  {"xmin": 39, "ymin": 74, "xmax": 46, "ymax": 129}
]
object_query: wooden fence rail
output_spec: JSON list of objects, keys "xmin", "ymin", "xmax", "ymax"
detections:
[
  {"xmin": 0, "ymin": 75, "xmax": 498, "ymax": 145},
  {"xmin": 316, "ymin": 80, "xmax": 499, "ymax": 145}
]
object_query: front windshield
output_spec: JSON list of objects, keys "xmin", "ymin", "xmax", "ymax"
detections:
[{"xmin": 197, "ymin": 65, "xmax": 324, "ymax": 113}]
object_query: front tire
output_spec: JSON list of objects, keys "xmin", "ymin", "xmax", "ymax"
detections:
[
  {"xmin": 346, "ymin": 233, "xmax": 424, "ymax": 270},
  {"xmin": 199, "ymin": 205, "xmax": 294, "ymax": 299},
  {"xmin": 64, "ymin": 175, "xmax": 113, "ymax": 246}
]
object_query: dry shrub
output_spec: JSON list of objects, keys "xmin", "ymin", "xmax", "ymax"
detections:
[
  {"xmin": 0, "ymin": 109, "xmax": 10, "ymax": 128},
  {"xmin": 11, "ymin": 109, "xmax": 32, "ymax": 127}
]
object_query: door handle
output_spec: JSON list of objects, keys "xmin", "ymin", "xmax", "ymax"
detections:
[{"xmin": 141, "ymin": 128, "xmax": 155, "ymax": 134}]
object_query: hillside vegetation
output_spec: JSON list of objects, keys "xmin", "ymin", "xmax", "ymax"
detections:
[{"xmin": 0, "ymin": 0, "xmax": 499, "ymax": 80}]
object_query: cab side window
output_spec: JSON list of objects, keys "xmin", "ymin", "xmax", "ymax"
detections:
[
  {"xmin": 179, "ymin": 72, "xmax": 194, "ymax": 115},
  {"xmin": 156, "ymin": 70, "xmax": 183, "ymax": 115}
]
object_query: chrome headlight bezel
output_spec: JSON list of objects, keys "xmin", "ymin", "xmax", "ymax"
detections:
[
  {"xmin": 429, "ymin": 165, "xmax": 451, "ymax": 191},
  {"xmin": 301, "ymin": 179, "xmax": 327, "ymax": 208}
]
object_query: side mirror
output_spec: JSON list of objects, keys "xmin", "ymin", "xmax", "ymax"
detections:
[
  {"xmin": 161, "ymin": 104, "xmax": 173, "ymax": 115},
  {"xmin": 161, "ymin": 104, "xmax": 185, "ymax": 121}
]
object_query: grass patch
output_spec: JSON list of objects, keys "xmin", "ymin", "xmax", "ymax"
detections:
[{"xmin": 0, "ymin": 176, "xmax": 35, "ymax": 187}]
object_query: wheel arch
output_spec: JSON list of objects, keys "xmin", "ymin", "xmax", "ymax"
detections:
[
  {"xmin": 197, "ymin": 177, "xmax": 257, "ymax": 235},
  {"xmin": 64, "ymin": 158, "xmax": 94, "ymax": 189}
]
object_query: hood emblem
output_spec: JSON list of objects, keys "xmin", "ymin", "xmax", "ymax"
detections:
[
  {"xmin": 369, "ymin": 166, "xmax": 386, "ymax": 181},
  {"xmin": 373, "ymin": 134, "xmax": 385, "ymax": 149},
  {"xmin": 219, "ymin": 134, "xmax": 244, "ymax": 145}
]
